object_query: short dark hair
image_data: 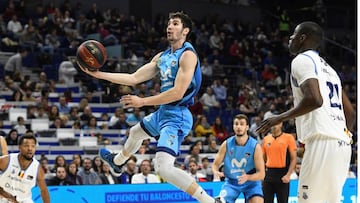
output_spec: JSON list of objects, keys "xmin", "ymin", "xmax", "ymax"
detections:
[
  {"xmin": 298, "ymin": 21, "xmax": 324, "ymax": 47},
  {"xmin": 169, "ymin": 11, "xmax": 193, "ymax": 39},
  {"xmin": 18, "ymin": 134, "xmax": 37, "ymax": 145},
  {"xmin": 234, "ymin": 114, "xmax": 249, "ymax": 125}
]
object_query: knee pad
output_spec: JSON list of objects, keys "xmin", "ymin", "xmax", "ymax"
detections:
[{"xmin": 154, "ymin": 152, "xmax": 175, "ymax": 178}]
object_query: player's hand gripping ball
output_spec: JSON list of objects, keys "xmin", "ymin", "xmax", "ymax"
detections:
[{"xmin": 76, "ymin": 40, "xmax": 107, "ymax": 71}]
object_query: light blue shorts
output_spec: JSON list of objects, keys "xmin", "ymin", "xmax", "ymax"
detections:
[
  {"xmin": 219, "ymin": 180, "xmax": 263, "ymax": 203},
  {"xmin": 140, "ymin": 105, "xmax": 193, "ymax": 156}
]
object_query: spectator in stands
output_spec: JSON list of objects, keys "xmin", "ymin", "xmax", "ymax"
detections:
[
  {"xmin": 35, "ymin": 71, "xmax": 49, "ymax": 91},
  {"xmin": 79, "ymin": 105, "xmax": 93, "ymax": 121},
  {"xmin": 77, "ymin": 157, "xmax": 102, "ymax": 185},
  {"xmin": 98, "ymin": 22, "xmax": 118, "ymax": 46},
  {"xmin": 7, "ymin": 14, "xmax": 23, "ymax": 39},
  {"xmin": 83, "ymin": 116, "xmax": 100, "ymax": 131},
  {"xmin": 51, "ymin": 155, "xmax": 67, "ymax": 173},
  {"xmin": 194, "ymin": 115, "xmax": 215, "ymax": 137},
  {"xmin": 66, "ymin": 161, "xmax": 83, "ymax": 185},
  {"xmin": 58, "ymin": 60, "xmax": 78, "ymax": 84},
  {"xmin": 0, "ymin": 134, "xmax": 8, "ymax": 156},
  {"xmin": 199, "ymin": 157, "xmax": 213, "ymax": 181},
  {"xmin": 194, "ymin": 140, "xmax": 205, "ymax": 153},
  {"xmin": 47, "ymin": 166, "xmax": 73, "ymax": 186},
  {"xmin": 72, "ymin": 119, "xmax": 81, "ymax": 129},
  {"xmin": 37, "ymin": 106, "xmax": 49, "ymax": 119},
  {"xmin": 206, "ymin": 139, "xmax": 219, "ymax": 153},
  {"xmin": 200, "ymin": 87, "xmax": 220, "ymax": 112},
  {"xmin": 22, "ymin": 87, "xmax": 36, "ymax": 102},
  {"xmin": 200, "ymin": 58, "xmax": 213, "ymax": 86},
  {"xmin": 283, "ymin": 118, "xmax": 296, "ymax": 134},
  {"xmin": 10, "ymin": 89, "xmax": 23, "ymax": 101},
  {"xmin": 50, "ymin": 117, "xmax": 64, "ymax": 129},
  {"xmin": 86, "ymin": 3, "xmax": 103, "ymax": 23},
  {"xmin": 26, "ymin": 105, "xmax": 37, "ymax": 119},
  {"xmin": 211, "ymin": 79, "xmax": 227, "ymax": 108},
  {"xmin": 249, "ymin": 116, "xmax": 262, "ymax": 140},
  {"xmin": 72, "ymin": 154, "xmax": 83, "ymax": 172},
  {"xmin": 4, "ymin": 76, "xmax": 20, "ymax": 92},
  {"xmin": 131, "ymin": 159, "xmax": 160, "ymax": 184},
  {"xmin": 95, "ymin": 132, "xmax": 110, "ymax": 145},
  {"xmin": 109, "ymin": 107, "xmax": 124, "ymax": 127},
  {"xmin": 239, "ymin": 98, "xmax": 256, "ymax": 117},
  {"xmin": 4, "ymin": 47, "xmax": 28, "ymax": 78},
  {"xmin": 137, "ymin": 139, "xmax": 156, "ymax": 154},
  {"xmin": 99, "ymin": 162, "xmax": 119, "ymax": 184},
  {"xmin": 211, "ymin": 117, "xmax": 229, "ymax": 143},
  {"xmin": 79, "ymin": 97, "xmax": 89, "ymax": 112},
  {"xmin": 43, "ymin": 28, "xmax": 60, "ymax": 55},
  {"xmin": 40, "ymin": 156, "xmax": 55, "ymax": 181},
  {"xmin": 92, "ymin": 156, "xmax": 103, "ymax": 174},
  {"xmin": 118, "ymin": 159, "xmax": 137, "ymax": 184},
  {"xmin": 57, "ymin": 95, "xmax": 71, "ymax": 114},
  {"xmin": 113, "ymin": 113, "xmax": 130, "ymax": 130},
  {"xmin": 68, "ymin": 107, "xmax": 80, "ymax": 121},
  {"xmin": 184, "ymin": 144, "xmax": 205, "ymax": 169},
  {"xmin": 188, "ymin": 160, "xmax": 207, "ymax": 182},
  {"xmin": 13, "ymin": 116, "xmax": 27, "ymax": 135},
  {"xmin": 48, "ymin": 105, "xmax": 60, "ymax": 121}
]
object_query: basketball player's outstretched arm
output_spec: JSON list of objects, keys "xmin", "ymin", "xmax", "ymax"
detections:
[{"xmin": 78, "ymin": 52, "xmax": 162, "ymax": 86}]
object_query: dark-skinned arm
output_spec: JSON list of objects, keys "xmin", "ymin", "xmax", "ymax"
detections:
[
  {"xmin": 342, "ymin": 90, "xmax": 356, "ymax": 132},
  {"xmin": 257, "ymin": 78, "xmax": 322, "ymax": 134}
]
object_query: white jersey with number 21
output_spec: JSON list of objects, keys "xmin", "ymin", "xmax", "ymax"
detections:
[{"xmin": 290, "ymin": 50, "xmax": 351, "ymax": 144}]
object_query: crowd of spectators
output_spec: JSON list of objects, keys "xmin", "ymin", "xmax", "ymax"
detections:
[{"xmin": 0, "ymin": 0, "xmax": 357, "ymax": 185}]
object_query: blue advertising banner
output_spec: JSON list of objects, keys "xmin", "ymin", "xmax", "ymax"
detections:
[{"xmin": 32, "ymin": 179, "xmax": 357, "ymax": 203}]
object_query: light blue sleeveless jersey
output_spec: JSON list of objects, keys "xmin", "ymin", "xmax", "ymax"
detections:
[
  {"xmin": 157, "ymin": 42, "xmax": 201, "ymax": 106},
  {"xmin": 218, "ymin": 136, "xmax": 263, "ymax": 202},
  {"xmin": 140, "ymin": 42, "xmax": 201, "ymax": 156}
]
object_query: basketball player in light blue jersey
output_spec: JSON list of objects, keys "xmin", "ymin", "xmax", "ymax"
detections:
[
  {"xmin": 79, "ymin": 11, "xmax": 222, "ymax": 203},
  {"xmin": 212, "ymin": 114, "xmax": 265, "ymax": 203}
]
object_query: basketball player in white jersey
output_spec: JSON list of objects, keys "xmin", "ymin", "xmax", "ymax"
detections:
[
  {"xmin": 256, "ymin": 21, "xmax": 355, "ymax": 203},
  {"xmin": 0, "ymin": 135, "xmax": 50, "ymax": 203}
]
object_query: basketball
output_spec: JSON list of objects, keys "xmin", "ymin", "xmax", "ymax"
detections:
[{"xmin": 76, "ymin": 40, "xmax": 107, "ymax": 71}]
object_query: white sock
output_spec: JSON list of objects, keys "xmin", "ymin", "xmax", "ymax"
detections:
[
  {"xmin": 192, "ymin": 186, "xmax": 215, "ymax": 203},
  {"xmin": 114, "ymin": 151, "xmax": 129, "ymax": 166}
]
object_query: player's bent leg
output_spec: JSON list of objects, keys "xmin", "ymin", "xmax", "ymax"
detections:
[
  {"xmin": 114, "ymin": 123, "xmax": 150, "ymax": 165},
  {"xmin": 154, "ymin": 152, "xmax": 215, "ymax": 203}
]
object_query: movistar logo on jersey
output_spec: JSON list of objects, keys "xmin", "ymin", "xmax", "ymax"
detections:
[
  {"xmin": 171, "ymin": 60, "xmax": 177, "ymax": 67},
  {"xmin": 230, "ymin": 158, "xmax": 247, "ymax": 174}
]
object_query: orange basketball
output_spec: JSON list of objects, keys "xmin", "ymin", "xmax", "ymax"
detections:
[{"xmin": 76, "ymin": 40, "xmax": 107, "ymax": 71}]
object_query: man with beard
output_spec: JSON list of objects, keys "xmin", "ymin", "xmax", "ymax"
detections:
[
  {"xmin": 0, "ymin": 135, "xmax": 50, "ymax": 203},
  {"xmin": 212, "ymin": 114, "xmax": 265, "ymax": 203}
]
